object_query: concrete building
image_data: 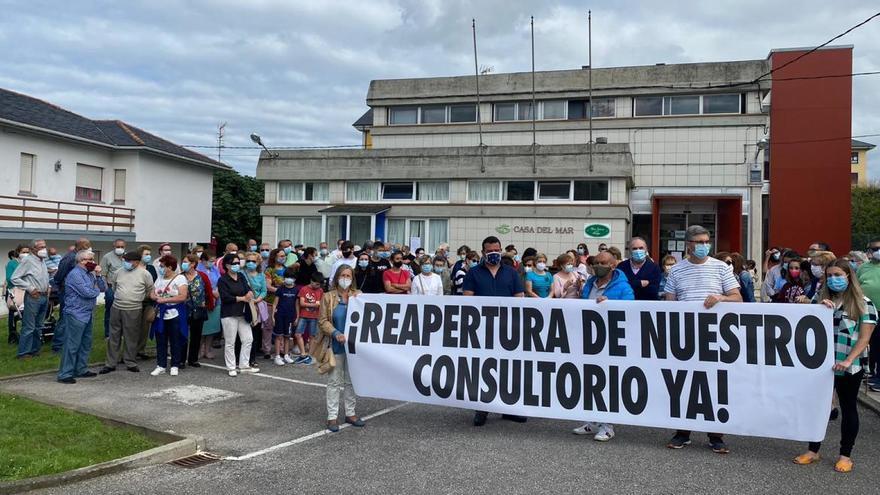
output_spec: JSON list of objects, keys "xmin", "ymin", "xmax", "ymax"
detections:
[
  {"xmin": 1, "ymin": 87, "xmax": 228, "ymax": 276},
  {"xmin": 257, "ymin": 45, "xmax": 855, "ymax": 261},
  {"xmin": 851, "ymin": 139, "xmax": 875, "ymax": 186}
]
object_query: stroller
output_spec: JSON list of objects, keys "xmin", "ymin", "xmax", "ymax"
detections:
[
  {"xmin": 40, "ymin": 292, "xmax": 60, "ymax": 344},
  {"xmin": 4, "ymin": 288, "xmax": 21, "ymax": 344}
]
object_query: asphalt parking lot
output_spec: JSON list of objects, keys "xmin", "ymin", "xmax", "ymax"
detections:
[{"xmin": 3, "ymin": 354, "xmax": 879, "ymax": 495}]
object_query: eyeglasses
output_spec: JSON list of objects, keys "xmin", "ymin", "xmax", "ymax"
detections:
[{"xmin": 869, "ymin": 246, "xmax": 880, "ymax": 252}]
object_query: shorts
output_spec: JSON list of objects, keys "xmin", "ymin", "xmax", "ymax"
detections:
[
  {"xmin": 273, "ymin": 314, "xmax": 294, "ymax": 337},
  {"xmin": 295, "ymin": 318, "xmax": 317, "ymax": 337}
]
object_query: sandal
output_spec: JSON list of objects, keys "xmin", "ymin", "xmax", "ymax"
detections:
[
  {"xmin": 793, "ymin": 453, "xmax": 820, "ymax": 465},
  {"xmin": 834, "ymin": 457, "xmax": 853, "ymax": 473}
]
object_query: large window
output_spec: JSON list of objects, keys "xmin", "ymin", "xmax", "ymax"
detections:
[
  {"xmin": 467, "ymin": 181, "xmax": 502, "ymax": 201},
  {"xmin": 75, "ymin": 163, "xmax": 103, "ymax": 202},
  {"xmin": 346, "ymin": 181, "xmax": 380, "ymax": 202},
  {"xmin": 703, "ymin": 94, "xmax": 740, "ymax": 114},
  {"xmin": 278, "ymin": 181, "xmax": 329, "ymax": 202},
  {"xmin": 467, "ymin": 179, "xmax": 609, "ymax": 202},
  {"xmin": 346, "ymin": 181, "xmax": 449, "ymax": 202},
  {"xmin": 573, "ymin": 180, "xmax": 609, "ymax": 201},
  {"xmin": 506, "ymin": 181, "xmax": 534, "ymax": 200},
  {"xmin": 449, "ymin": 104, "xmax": 477, "ymax": 123},
  {"xmin": 542, "ymin": 100, "xmax": 566, "ymax": 120},
  {"xmin": 663, "ymin": 95, "xmax": 700, "ymax": 115},
  {"xmin": 385, "ymin": 218, "xmax": 449, "ymax": 251},
  {"xmin": 19, "ymin": 153, "xmax": 35, "ymax": 194},
  {"xmin": 567, "ymin": 98, "xmax": 615, "ymax": 119},
  {"xmin": 382, "ymin": 182, "xmax": 414, "ymax": 200},
  {"xmin": 634, "ymin": 96, "xmax": 663, "ymax": 116},
  {"xmin": 387, "ymin": 104, "xmax": 477, "ymax": 125},
  {"xmin": 113, "ymin": 169, "xmax": 126, "ymax": 203},
  {"xmin": 494, "ymin": 102, "xmax": 517, "ymax": 121},
  {"xmin": 537, "ymin": 181, "xmax": 570, "ymax": 200},
  {"xmin": 421, "ymin": 105, "xmax": 447, "ymax": 124},
  {"xmin": 417, "ymin": 181, "xmax": 449, "ymax": 201},
  {"xmin": 389, "ymin": 106, "xmax": 418, "ymax": 125},
  {"xmin": 635, "ymin": 93, "xmax": 742, "ymax": 116},
  {"xmin": 278, "ymin": 217, "xmax": 322, "ymax": 247}
]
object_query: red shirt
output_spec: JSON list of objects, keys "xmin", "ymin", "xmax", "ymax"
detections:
[
  {"xmin": 382, "ymin": 269, "xmax": 410, "ymax": 293},
  {"xmin": 298, "ymin": 285, "xmax": 323, "ymax": 319}
]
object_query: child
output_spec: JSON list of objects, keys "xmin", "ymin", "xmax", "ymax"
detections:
[
  {"xmin": 294, "ymin": 272, "xmax": 323, "ymax": 364},
  {"xmin": 272, "ymin": 276, "xmax": 299, "ymax": 366}
]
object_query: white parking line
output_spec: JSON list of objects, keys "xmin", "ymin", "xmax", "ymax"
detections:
[
  {"xmin": 226, "ymin": 402, "xmax": 410, "ymax": 461},
  {"xmin": 199, "ymin": 362, "xmax": 327, "ymax": 388}
]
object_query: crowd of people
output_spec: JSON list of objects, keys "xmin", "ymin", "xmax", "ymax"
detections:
[{"xmin": 3, "ymin": 225, "xmax": 878, "ymax": 471}]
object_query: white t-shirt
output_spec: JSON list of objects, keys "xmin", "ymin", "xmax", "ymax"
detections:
[
  {"xmin": 411, "ymin": 273, "xmax": 443, "ymax": 296},
  {"xmin": 154, "ymin": 274, "xmax": 188, "ymax": 320},
  {"xmin": 663, "ymin": 257, "xmax": 740, "ymax": 302}
]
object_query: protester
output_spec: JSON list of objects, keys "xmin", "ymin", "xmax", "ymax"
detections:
[
  {"xmin": 551, "ymin": 253, "xmax": 585, "ymax": 299},
  {"xmin": 452, "ymin": 251, "xmax": 479, "ymax": 296},
  {"xmin": 729, "ymin": 253, "xmax": 755, "ymax": 302},
  {"xmin": 272, "ymin": 275, "xmax": 298, "ymax": 365},
  {"xmin": 597, "ymin": 243, "xmax": 608, "ymax": 252},
  {"xmin": 411, "ymin": 255, "xmax": 444, "ymax": 296},
  {"xmin": 524, "ymin": 253, "xmax": 553, "ymax": 298},
  {"xmin": 618, "ymin": 237, "xmax": 661, "ymax": 300},
  {"xmin": 773, "ymin": 254, "xmax": 807, "ymax": 303},
  {"xmin": 5, "ymin": 245, "xmax": 28, "ymax": 344},
  {"xmin": 763, "ymin": 249, "xmax": 796, "ymax": 302},
  {"xmin": 857, "ymin": 238, "xmax": 880, "ymax": 391},
  {"xmin": 242, "ymin": 252, "xmax": 267, "ymax": 367},
  {"xmin": 99, "ymin": 238, "xmax": 126, "ymax": 338},
  {"xmin": 53, "ymin": 237, "xmax": 91, "ymax": 353},
  {"xmin": 433, "ymin": 256, "xmax": 452, "ymax": 295},
  {"xmin": 197, "ymin": 252, "xmax": 221, "ymax": 359},
  {"xmin": 576, "ymin": 243, "xmax": 590, "ymax": 266},
  {"xmin": 294, "ymin": 272, "xmax": 323, "ymax": 364},
  {"xmin": 258, "ymin": 243, "xmax": 272, "ymax": 271},
  {"xmin": 135, "ymin": 244, "xmax": 157, "ymax": 360},
  {"xmin": 658, "ymin": 254, "xmax": 677, "ymax": 298},
  {"xmin": 149, "ymin": 255, "xmax": 188, "ymax": 377},
  {"xmin": 57, "ymin": 250, "xmax": 105, "ymax": 383},
  {"xmin": 329, "ymin": 241, "xmax": 357, "ymax": 284},
  {"xmin": 606, "ymin": 246, "xmax": 623, "ymax": 261},
  {"xmin": 215, "ymin": 243, "xmax": 239, "ymax": 274},
  {"xmin": 11, "ymin": 239, "xmax": 50, "ymax": 359},
  {"xmin": 662, "ymin": 225, "xmax": 742, "ymax": 453},
  {"xmin": 463, "ymin": 236, "xmax": 526, "ymax": 426},
  {"xmin": 101, "ymin": 251, "xmax": 153, "ymax": 374},
  {"xmin": 450, "ymin": 245, "xmax": 471, "ymax": 283},
  {"xmin": 319, "ymin": 265, "xmax": 363, "ymax": 432},
  {"xmin": 218, "ymin": 253, "xmax": 259, "ymax": 376},
  {"xmin": 183, "ymin": 254, "xmax": 213, "ymax": 368},
  {"xmin": 847, "ymin": 251, "xmax": 868, "ymax": 272},
  {"xmin": 316, "ymin": 242, "xmax": 334, "ymax": 280},
  {"xmin": 793, "ymin": 259, "xmax": 876, "ymax": 473},
  {"xmin": 291, "ymin": 247, "xmax": 319, "ymax": 289},
  {"xmin": 354, "ymin": 253, "xmax": 383, "ymax": 293},
  {"xmin": 572, "ymin": 250, "xmax": 635, "ymax": 441},
  {"xmin": 383, "ymin": 251, "xmax": 411, "ymax": 294}
]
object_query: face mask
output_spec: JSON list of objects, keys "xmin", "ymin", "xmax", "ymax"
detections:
[
  {"xmin": 37, "ymin": 249, "xmax": 48, "ymax": 258},
  {"xmin": 85, "ymin": 261, "xmax": 97, "ymax": 272},
  {"xmin": 593, "ymin": 265, "xmax": 611, "ymax": 278},
  {"xmin": 123, "ymin": 261, "xmax": 134, "ymax": 271},
  {"xmin": 283, "ymin": 278, "xmax": 295, "ymax": 287},
  {"xmin": 485, "ymin": 252, "xmax": 502, "ymax": 265},
  {"xmin": 811, "ymin": 265, "xmax": 824, "ymax": 279},
  {"xmin": 536, "ymin": 262, "xmax": 547, "ymax": 272},
  {"xmin": 513, "ymin": 255, "xmax": 521, "ymax": 262},
  {"xmin": 772, "ymin": 252, "xmax": 780, "ymax": 261},
  {"xmin": 245, "ymin": 261, "xmax": 257, "ymax": 271},
  {"xmin": 789, "ymin": 269, "xmax": 801, "ymax": 279},
  {"xmin": 434, "ymin": 266, "xmax": 444, "ymax": 274},
  {"xmin": 393, "ymin": 260, "xmax": 403, "ymax": 268},
  {"xmin": 249, "ymin": 245, "xmax": 258, "ymax": 252},
  {"xmin": 850, "ymin": 261, "xmax": 859, "ymax": 271},
  {"xmin": 693, "ymin": 243, "xmax": 711, "ymax": 259},
  {"xmin": 196, "ymin": 251, "xmax": 204, "ymax": 258},
  {"xmin": 459, "ymin": 254, "xmax": 467, "ymax": 261},
  {"xmin": 114, "ymin": 247, "xmax": 125, "ymax": 256},
  {"xmin": 157, "ymin": 266, "xmax": 166, "ymax": 277},
  {"xmin": 358, "ymin": 260, "xmax": 369, "ymax": 268},
  {"xmin": 320, "ymin": 248, "xmax": 329, "ymax": 256},
  {"xmin": 338, "ymin": 278, "xmax": 352, "ymax": 290},
  {"xmin": 577, "ymin": 248, "xmax": 585, "ymax": 255},
  {"xmin": 468, "ymin": 261, "xmax": 478, "ymax": 269},
  {"xmin": 524, "ymin": 266, "xmax": 533, "ymax": 273},
  {"xmin": 631, "ymin": 249, "xmax": 647, "ymax": 262},
  {"xmin": 826, "ymin": 275, "xmax": 848, "ymax": 293},
  {"xmin": 19, "ymin": 253, "xmax": 29, "ymax": 260},
  {"xmin": 181, "ymin": 262, "xmax": 191, "ymax": 272},
  {"xmin": 342, "ymin": 250, "xmax": 353, "ymax": 258},
  {"xmin": 161, "ymin": 250, "xmax": 172, "ymax": 257},
  {"xmin": 781, "ymin": 262, "xmax": 789, "ymax": 271},
  {"xmin": 421, "ymin": 264, "xmax": 433, "ymax": 274},
  {"xmin": 564, "ymin": 264, "xmax": 575, "ymax": 273},
  {"xmin": 873, "ymin": 250, "xmax": 880, "ymax": 262},
  {"xmin": 260, "ymin": 250, "xmax": 270, "ymax": 259},
  {"xmin": 276, "ymin": 267, "xmax": 286, "ymax": 276},
  {"xmin": 142, "ymin": 254, "xmax": 152, "ymax": 264},
  {"xmin": 230, "ymin": 264, "xmax": 241, "ymax": 274},
  {"xmin": 379, "ymin": 251, "xmax": 390, "ymax": 259}
]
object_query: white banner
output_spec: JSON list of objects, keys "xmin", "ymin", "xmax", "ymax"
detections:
[{"xmin": 344, "ymin": 294, "xmax": 834, "ymax": 441}]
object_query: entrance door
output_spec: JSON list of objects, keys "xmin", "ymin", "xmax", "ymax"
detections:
[
  {"xmin": 408, "ymin": 220, "xmax": 425, "ymax": 251},
  {"xmin": 658, "ymin": 212, "xmax": 717, "ymax": 259},
  {"xmin": 349, "ymin": 216, "xmax": 372, "ymax": 246}
]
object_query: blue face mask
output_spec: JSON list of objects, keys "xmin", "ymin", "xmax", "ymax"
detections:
[
  {"xmin": 421, "ymin": 264, "xmax": 433, "ymax": 274},
  {"xmin": 782, "ymin": 262, "xmax": 789, "ymax": 271},
  {"xmin": 283, "ymin": 278, "xmax": 295, "ymax": 286},
  {"xmin": 230, "ymin": 264, "xmax": 241, "ymax": 273},
  {"xmin": 142, "ymin": 254, "xmax": 152, "ymax": 264},
  {"xmin": 827, "ymin": 275, "xmax": 848, "ymax": 292},
  {"xmin": 284, "ymin": 247, "xmax": 292, "ymax": 254},
  {"xmin": 181, "ymin": 262, "xmax": 190, "ymax": 272},
  {"xmin": 577, "ymin": 248, "xmax": 585, "ymax": 255},
  {"xmin": 245, "ymin": 261, "xmax": 257, "ymax": 271},
  {"xmin": 157, "ymin": 266, "xmax": 166, "ymax": 277},
  {"xmin": 358, "ymin": 260, "xmax": 369, "ymax": 268},
  {"xmin": 631, "ymin": 249, "xmax": 647, "ymax": 262},
  {"xmin": 249, "ymin": 245, "xmax": 258, "ymax": 252},
  {"xmin": 485, "ymin": 252, "xmax": 502, "ymax": 265},
  {"xmin": 693, "ymin": 243, "xmax": 711, "ymax": 259},
  {"xmin": 468, "ymin": 261, "xmax": 479, "ymax": 269},
  {"xmin": 433, "ymin": 266, "xmax": 444, "ymax": 274},
  {"xmin": 378, "ymin": 251, "xmax": 390, "ymax": 259},
  {"xmin": 260, "ymin": 250, "xmax": 270, "ymax": 259},
  {"xmin": 123, "ymin": 261, "xmax": 134, "ymax": 271},
  {"xmin": 513, "ymin": 255, "xmax": 521, "ymax": 262},
  {"xmin": 849, "ymin": 261, "xmax": 858, "ymax": 271}
]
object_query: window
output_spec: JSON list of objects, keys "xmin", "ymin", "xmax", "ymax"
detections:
[
  {"xmin": 19, "ymin": 153, "xmax": 35, "ymax": 194},
  {"xmin": 279, "ymin": 182, "xmax": 328, "ymax": 202},
  {"xmin": 494, "ymin": 103, "xmax": 517, "ymax": 121},
  {"xmin": 505, "ymin": 181, "xmax": 534, "ymax": 201},
  {"xmin": 703, "ymin": 94, "xmax": 740, "ymax": 114},
  {"xmin": 417, "ymin": 181, "xmax": 449, "ymax": 201},
  {"xmin": 517, "ymin": 102, "xmax": 535, "ymax": 121},
  {"xmin": 75, "ymin": 164, "xmax": 103, "ymax": 202},
  {"xmin": 278, "ymin": 182, "xmax": 303, "ymax": 202},
  {"xmin": 663, "ymin": 95, "xmax": 700, "ymax": 115},
  {"xmin": 421, "ymin": 105, "xmax": 447, "ymax": 124},
  {"xmin": 449, "ymin": 104, "xmax": 477, "ymax": 123},
  {"xmin": 590, "ymin": 98, "xmax": 615, "ymax": 118},
  {"xmin": 537, "ymin": 181, "xmax": 570, "ymax": 200},
  {"xmin": 386, "ymin": 218, "xmax": 448, "ymax": 251},
  {"xmin": 542, "ymin": 100, "xmax": 566, "ymax": 120},
  {"xmin": 346, "ymin": 181, "xmax": 379, "ymax": 202},
  {"xmin": 634, "ymin": 96, "xmax": 663, "ymax": 116},
  {"xmin": 389, "ymin": 106, "xmax": 418, "ymax": 125},
  {"xmin": 573, "ymin": 180, "xmax": 609, "ymax": 201},
  {"xmin": 304, "ymin": 182, "xmax": 329, "ymax": 201},
  {"xmin": 468, "ymin": 180, "xmax": 501, "ymax": 201},
  {"xmin": 278, "ymin": 217, "xmax": 322, "ymax": 247},
  {"xmin": 386, "ymin": 218, "xmax": 406, "ymax": 244},
  {"xmin": 382, "ymin": 182, "xmax": 414, "ymax": 200},
  {"xmin": 851, "ymin": 173, "xmax": 860, "ymax": 185},
  {"xmin": 851, "ymin": 152, "xmax": 859, "ymax": 164},
  {"xmin": 428, "ymin": 219, "xmax": 448, "ymax": 248},
  {"xmin": 113, "ymin": 169, "xmax": 126, "ymax": 203}
]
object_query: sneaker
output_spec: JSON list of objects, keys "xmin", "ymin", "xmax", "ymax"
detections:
[
  {"xmin": 170, "ymin": 367, "xmax": 179, "ymax": 376},
  {"xmin": 228, "ymin": 370, "xmax": 237, "ymax": 377},
  {"xmin": 150, "ymin": 366, "xmax": 166, "ymax": 376},
  {"xmin": 573, "ymin": 422, "xmax": 598, "ymax": 435},
  {"xmin": 283, "ymin": 354, "xmax": 295, "ymax": 364},
  {"xmin": 594, "ymin": 423, "xmax": 615, "ymax": 442},
  {"xmin": 240, "ymin": 367, "xmax": 260, "ymax": 374},
  {"xmin": 274, "ymin": 356, "xmax": 285, "ymax": 366},
  {"xmin": 667, "ymin": 434, "xmax": 691, "ymax": 449},
  {"xmin": 98, "ymin": 366, "xmax": 116, "ymax": 375},
  {"xmin": 709, "ymin": 437, "xmax": 730, "ymax": 454}
]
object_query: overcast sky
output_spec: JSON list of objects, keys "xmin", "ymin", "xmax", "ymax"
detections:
[{"xmin": 1, "ymin": 0, "xmax": 877, "ymax": 177}]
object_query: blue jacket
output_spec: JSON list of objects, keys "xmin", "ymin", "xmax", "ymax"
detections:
[
  {"xmin": 582, "ymin": 269, "xmax": 635, "ymax": 301},
  {"xmin": 618, "ymin": 259, "xmax": 661, "ymax": 301}
]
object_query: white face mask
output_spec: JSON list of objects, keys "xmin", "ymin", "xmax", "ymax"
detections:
[
  {"xmin": 338, "ymin": 278, "xmax": 352, "ymax": 290},
  {"xmin": 873, "ymin": 250, "xmax": 880, "ymax": 262},
  {"xmin": 114, "ymin": 247, "xmax": 125, "ymax": 256},
  {"xmin": 37, "ymin": 249, "xmax": 48, "ymax": 258},
  {"xmin": 536, "ymin": 262, "xmax": 547, "ymax": 272},
  {"xmin": 19, "ymin": 253, "xmax": 30, "ymax": 260},
  {"xmin": 810, "ymin": 265, "xmax": 824, "ymax": 279}
]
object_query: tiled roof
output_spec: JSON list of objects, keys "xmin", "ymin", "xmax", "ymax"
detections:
[
  {"xmin": 352, "ymin": 109, "xmax": 373, "ymax": 129},
  {"xmin": 0, "ymin": 87, "xmax": 229, "ymax": 169},
  {"xmin": 852, "ymin": 139, "xmax": 876, "ymax": 150}
]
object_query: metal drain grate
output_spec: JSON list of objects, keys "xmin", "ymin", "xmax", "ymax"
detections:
[{"xmin": 169, "ymin": 452, "xmax": 223, "ymax": 468}]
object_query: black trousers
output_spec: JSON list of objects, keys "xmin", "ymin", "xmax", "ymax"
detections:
[
  {"xmin": 869, "ymin": 331, "xmax": 880, "ymax": 376},
  {"xmin": 809, "ymin": 370, "xmax": 863, "ymax": 457},
  {"xmin": 186, "ymin": 317, "xmax": 205, "ymax": 364},
  {"xmin": 235, "ymin": 323, "xmax": 261, "ymax": 366}
]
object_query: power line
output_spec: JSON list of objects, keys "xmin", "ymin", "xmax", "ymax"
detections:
[
  {"xmin": 750, "ymin": 11, "xmax": 880, "ymax": 83},
  {"xmin": 182, "ymin": 144, "xmax": 362, "ymax": 150}
]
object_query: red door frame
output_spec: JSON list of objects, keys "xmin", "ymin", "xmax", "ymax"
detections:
[{"xmin": 650, "ymin": 195, "xmax": 742, "ymax": 260}]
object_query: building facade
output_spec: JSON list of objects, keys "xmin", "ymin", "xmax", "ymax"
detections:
[
  {"xmin": 258, "ymin": 46, "xmax": 855, "ymax": 261},
  {"xmin": 851, "ymin": 139, "xmax": 875, "ymax": 186}
]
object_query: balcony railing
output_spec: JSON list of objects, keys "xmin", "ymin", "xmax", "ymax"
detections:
[{"xmin": 0, "ymin": 195, "xmax": 135, "ymax": 233}]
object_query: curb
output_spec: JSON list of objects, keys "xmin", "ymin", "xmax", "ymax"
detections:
[
  {"xmin": 0, "ymin": 362, "xmax": 105, "ymax": 382},
  {"xmin": 0, "ymin": 435, "xmax": 203, "ymax": 494}
]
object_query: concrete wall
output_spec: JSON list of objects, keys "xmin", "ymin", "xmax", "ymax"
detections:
[{"xmin": 134, "ymin": 154, "xmax": 214, "ymax": 243}]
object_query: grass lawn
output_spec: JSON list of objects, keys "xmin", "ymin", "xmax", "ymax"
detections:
[
  {"xmin": 0, "ymin": 393, "xmax": 162, "ymax": 481},
  {"xmin": 0, "ymin": 305, "xmax": 108, "ymax": 378}
]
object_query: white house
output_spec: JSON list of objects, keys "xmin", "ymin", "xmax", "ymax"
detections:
[{"xmin": 0, "ymin": 87, "xmax": 228, "ymax": 297}]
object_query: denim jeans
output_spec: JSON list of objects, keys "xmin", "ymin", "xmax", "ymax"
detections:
[
  {"xmin": 155, "ymin": 316, "xmax": 184, "ymax": 369},
  {"xmin": 17, "ymin": 293, "xmax": 46, "ymax": 358},
  {"xmin": 103, "ymin": 285, "xmax": 114, "ymax": 339},
  {"xmin": 57, "ymin": 313, "xmax": 93, "ymax": 380}
]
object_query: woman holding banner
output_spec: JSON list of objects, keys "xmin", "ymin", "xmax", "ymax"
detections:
[
  {"xmin": 793, "ymin": 259, "xmax": 876, "ymax": 473},
  {"xmin": 320, "ymin": 265, "xmax": 364, "ymax": 432}
]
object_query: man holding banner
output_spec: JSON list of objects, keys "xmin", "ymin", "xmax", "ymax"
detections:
[
  {"xmin": 663, "ymin": 225, "xmax": 742, "ymax": 453},
  {"xmin": 462, "ymin": 235, "xmax": 526, "ymax": 427}
]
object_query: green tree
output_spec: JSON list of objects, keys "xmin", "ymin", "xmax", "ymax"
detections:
[
  {"xmin": 851, "ymin": 184, "xmax": 880, "ymax": 250},
  {"xmin": 211, "ymin": 169, "xmax": 263, "ymax": 252}
]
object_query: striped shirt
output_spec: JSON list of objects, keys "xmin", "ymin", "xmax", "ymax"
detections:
[
  {"xmin": 663, "ymin": 257, "xmax": 740, "ymax": 302},
  {"xmin": 832, "ymin": 296, "xmax": 877, "ymax": 376}
]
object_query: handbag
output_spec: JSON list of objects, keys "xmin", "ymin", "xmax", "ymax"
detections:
[{"xmin": 309, "ymin": 331, "xmax": 336, "ymax": 374}]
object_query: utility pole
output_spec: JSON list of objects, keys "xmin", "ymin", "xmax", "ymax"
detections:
[
  {"xmin": 217, "ymin": 122, "xmax": 227, "ymax": 162},
  {"xmin": 473, "ymin": 19, "xmax": 486, "ymax": 173},
  {"xmin": 588, "ymin": 10, "xmax": 593, "ymax": 173}
]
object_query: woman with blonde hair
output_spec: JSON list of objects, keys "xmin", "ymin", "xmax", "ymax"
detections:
[{"xmin": 793, "ymin": 259, "xmax": 876, "ymax": 472}]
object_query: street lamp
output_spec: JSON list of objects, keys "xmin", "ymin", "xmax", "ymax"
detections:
[{"xmin": 250, "ymin": 133, "xmax": 279, "ymax": 158}]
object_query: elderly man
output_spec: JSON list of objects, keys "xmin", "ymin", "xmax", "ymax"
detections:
[
  {"xmin": 11, "ymin": 239, "xmax": 50, "ymax": 359},
  {"xmin": 57, "ymin": 250, "xmax": 106, "ymax": 384},
  {"xmin": 99, "ymin": 238, "xmax": 127, "ymax": 338},
  {"xmin": 101, "ymin": 251, "xmax": 153, "ymax": 374},
  {"xmin": 53, "ymin": 237, "xmax": 91, "ymax": 352},
  {"xmin": 618, "ymin": 237, "xmax": 662, "ymax": 300}
]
